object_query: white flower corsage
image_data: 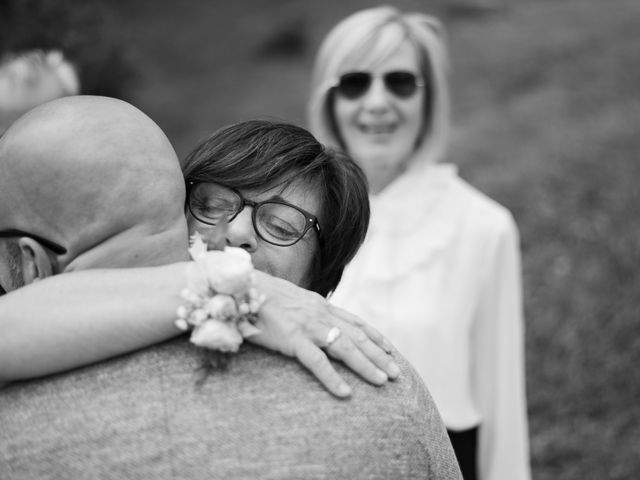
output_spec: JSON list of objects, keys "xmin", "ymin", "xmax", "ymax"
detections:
[{"xmin": 175, "ymin": 233, "xmax": 266, "ymax": 353}]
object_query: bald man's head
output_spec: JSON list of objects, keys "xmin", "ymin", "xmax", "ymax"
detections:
[{"xmin": 0, "ymin": 96, "xmax": 188, "ymax": 287}]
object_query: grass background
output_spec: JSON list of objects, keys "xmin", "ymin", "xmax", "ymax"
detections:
[{"xmin": 3, "ymin": 0, "xmax": 639, "ymax": 478}]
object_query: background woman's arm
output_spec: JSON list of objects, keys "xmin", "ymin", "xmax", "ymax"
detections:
[{"xmin": 474, "ymin": 214, "xmax": 531, "ymax": 480}]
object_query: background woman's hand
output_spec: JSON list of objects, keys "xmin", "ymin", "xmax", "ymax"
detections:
[{"xmin": 250, "ymin": 270, "xmax": 400, "ymax": 397}]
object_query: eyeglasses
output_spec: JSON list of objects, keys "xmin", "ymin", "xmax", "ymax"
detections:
[
  {"xmin": 0, "ymin": 229, "xmax": 67, "ymax": 255},
  {"xmin": 186, "ymin": 181, "xmax": 321, "ymax": 247},
  {"xmin": 334, "ymin": 70, "xmax": 425, "ymax": 100}
]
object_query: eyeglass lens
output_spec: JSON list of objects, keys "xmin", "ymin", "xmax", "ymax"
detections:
[
  {"xmin": 337, "ymin": 71, "xmax": 421, "ymax": 100},
  {"xmin": 189, "ymin": 183, "xmax": 311, "ymax": 246},
  {"xmin": 255, "ymin": 202, "xmax": 309, "ymax": 245}
]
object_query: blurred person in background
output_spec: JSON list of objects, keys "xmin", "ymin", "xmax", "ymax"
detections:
[
  {"xmin": 308, "ymin": 6, "xmax": 530, "ymax": 480},
  {"xmin": 0, "ymin": 49, "xmax": 79, "ymax": 135}
]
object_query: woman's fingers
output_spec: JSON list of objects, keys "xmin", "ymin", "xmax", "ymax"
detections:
[
  {"xmin": 250, "ymin": 315, "xmax": 396, "ymax": 396},
  {"xmin": 331, "ymin": 322, "xmax": 400, "ymax": 380},
  {"xmin": 329, "ymin": 304, "xmax": 393, "ymax": 354},
  {"xmin": 299, "ymin": 307, "xmax": 399, "ymax": 384},
  {"xmin": 293, "ymin": 339, "xmax": 352, "ymax": 397},
  {"xmin": 250, "ymin": 270, "xmax": 400, "ymax": 396},
  {"xmin": 323, "ymin": 333, "xmax": 389, "ymax": 386}
]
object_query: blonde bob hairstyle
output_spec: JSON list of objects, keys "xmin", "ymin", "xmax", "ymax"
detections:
[{"xmin": 307, "ymin": 5, "xmax": 451, "ymax": 167}]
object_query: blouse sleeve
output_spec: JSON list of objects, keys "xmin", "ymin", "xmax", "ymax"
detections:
[{"xmin": 473, "ymin": 212, "xmax": 531, "ymax": 480}]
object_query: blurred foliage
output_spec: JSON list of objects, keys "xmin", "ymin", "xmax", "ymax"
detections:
[
  {"xmin": 0, "ymin": 0, "xmax": 135, "ymax": 98},
  {"xmin": 448, "ymin": 2, "xmax": 640, "ymax": 477}
]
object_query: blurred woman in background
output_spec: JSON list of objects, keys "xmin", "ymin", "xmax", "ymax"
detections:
[
  {"xmin": 0, "ymin": 49, "xmax": 78, "ymax": 135},
  {"xmin": 308, "ymin": 6, "xmax": 530, "ymax": 479}
]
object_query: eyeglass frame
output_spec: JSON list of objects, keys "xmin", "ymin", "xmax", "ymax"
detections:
[
  {"xmin": 0, "ymin": 228, "xmax": 67, "ymax": 255},
  {"xmin": 332, "ymin": 70, "xmax": 426, "ymax": 100},
  {"xmin": 185, "ymin": 181, "xmax": 322, "ymax": 247}
]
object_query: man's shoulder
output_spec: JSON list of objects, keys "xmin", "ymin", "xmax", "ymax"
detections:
[{"xmin": 0, "ymin": 339, "xmax": 462, "ymax": 479}]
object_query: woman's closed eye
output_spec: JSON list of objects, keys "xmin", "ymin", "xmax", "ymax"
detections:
[
  {"xmin": 192, "ymin": 196, "xmax": 235, "ymax": 221},
  {"xmin": 261, "ymin": 214, "xmax": 301, "ymax": 241}
]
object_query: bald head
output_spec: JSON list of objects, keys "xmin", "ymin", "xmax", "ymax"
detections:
[{"xmin": 0, "ymin": 96, "xmax": 188, "ymax": 274}]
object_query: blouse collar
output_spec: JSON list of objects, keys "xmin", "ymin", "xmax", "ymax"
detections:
[{"xmin": 369, "ymin": 163, "xmax": 458, "ymax": 235}]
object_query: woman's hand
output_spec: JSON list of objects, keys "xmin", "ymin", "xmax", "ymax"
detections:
[{"xmin": 250, "ymin": 270, "xmax": 400, "ymax": 397}]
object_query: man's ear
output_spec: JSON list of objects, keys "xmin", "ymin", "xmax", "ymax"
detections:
[{"xmin": 17, "ymin": 237, "xmax": 54, "ymax": 284}]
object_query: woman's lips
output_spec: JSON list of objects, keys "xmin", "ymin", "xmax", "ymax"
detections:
[{"xmin": 358, "ymin": 123, "xmax": 397, "ymax": 134}]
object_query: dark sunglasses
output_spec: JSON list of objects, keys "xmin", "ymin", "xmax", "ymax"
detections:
[
  {"xmin": 334, "ymin": 70, "xmax": 425, "ymax": 100},
  {"xmin": 0, "ymin": 229, "xmax": 67, "ymax": 255}
]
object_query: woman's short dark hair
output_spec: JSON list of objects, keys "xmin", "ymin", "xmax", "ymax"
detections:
[{"xmin": 181, "ymin": 119, "xmax": 370, "ymax": 297}]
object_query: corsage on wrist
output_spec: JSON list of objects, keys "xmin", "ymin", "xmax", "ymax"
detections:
[{"xmin": 175, "ymin": 233, "xmax": 266, "ymax": 353}]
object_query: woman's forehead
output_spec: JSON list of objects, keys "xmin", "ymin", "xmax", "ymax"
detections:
[{"xmin": 248, "ymin": 177, "xmax": 320, "ymax": 202}]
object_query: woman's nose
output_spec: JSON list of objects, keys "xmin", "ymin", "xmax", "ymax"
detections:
[
  {"xmin": 361, "ymin": 77, "xmax": 391, "ymax": 111},
  {"xmin": 225, "ymin": 207, "xmax": 258, "ymax": 252},
  {"xmin": 197, "ymin": 223, "xmax": 226, "ymax": 251}
]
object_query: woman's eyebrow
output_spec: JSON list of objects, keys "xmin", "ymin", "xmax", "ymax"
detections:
[
  {"xmin": 244, "ymin": 189, "xmax": 288, "ymax": 203},
  {"xmin": 266, "ymin": 194, "xmax": 287, "ymax": 202}
]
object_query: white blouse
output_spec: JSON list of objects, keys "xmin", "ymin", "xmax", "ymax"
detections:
[{"xmin": 331, "ymin": 163, "xmax": 531, "ymax": 480}]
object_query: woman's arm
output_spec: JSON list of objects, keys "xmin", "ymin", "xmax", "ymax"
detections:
[
  {"xmin": 0, "ymin": 263, "xmax": 398, "ymax": 396},
  {"xmin": 473, "ymin": 214, "xmax": 531, "ymax": 480},
  {"xmin": 0, "ymin": 263, "xmax": 189, "ymax": 383}
]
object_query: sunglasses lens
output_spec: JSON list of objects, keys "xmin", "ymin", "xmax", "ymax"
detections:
[
  {"xmin": 337, "ymin": 72, "xmax": 371, "ymax": 99},
  {"xmin": 385, "ymin": 71, "xmax": 419, "ymax": 98}
]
